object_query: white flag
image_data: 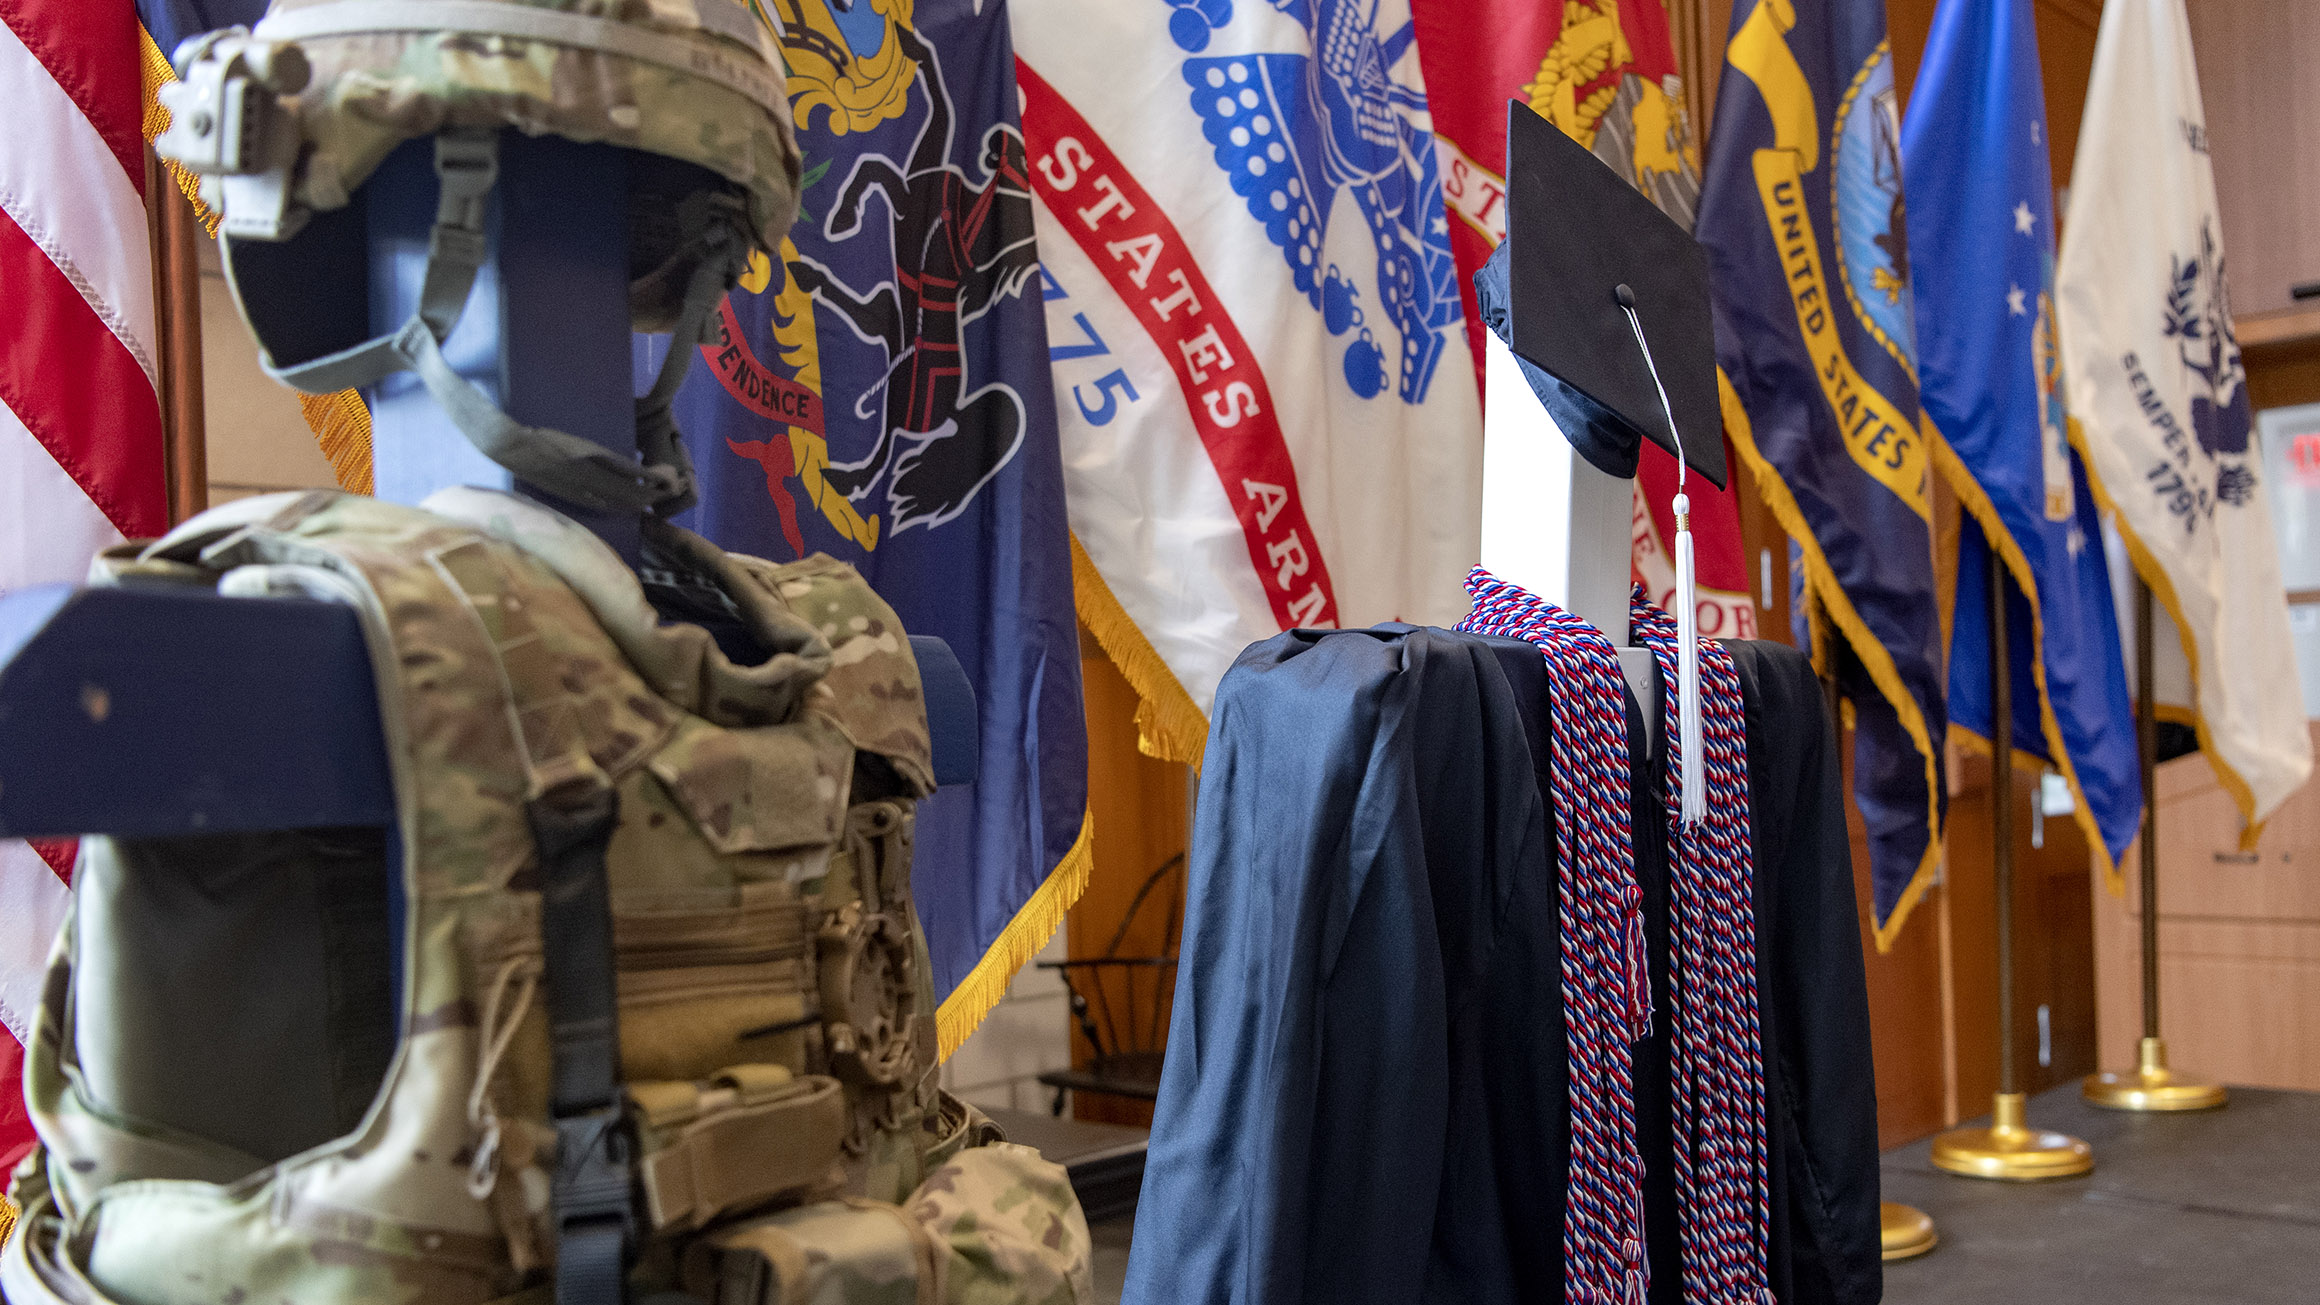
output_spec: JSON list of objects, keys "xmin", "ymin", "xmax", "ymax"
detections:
[
  {"xmin": 2056, "ymin": 0, "xmax": 2313, "ymax": 834},
  {"xmin": 1011, "ymin": 0, "xmax": 1482, "ymax": 763}
]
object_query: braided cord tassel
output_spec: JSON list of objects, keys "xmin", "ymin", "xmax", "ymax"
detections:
[
  {"xmin": 1631, "ymin": 588, "xmax": 1770, "ymax": 1305},
  {"xmin": 1460, "ymin": 568, "xmax": 1650, "ymax": 1305}
]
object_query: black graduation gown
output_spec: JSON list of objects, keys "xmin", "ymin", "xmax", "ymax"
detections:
[
  {"xmin": 1122, "ymin": 631, "xmax": 1881, "ymax": 1305},
  {"xmin": 1629, "ymin": 640, "xmax": 1883, "ymax": 1305},
  {"xmin": 1121, "ymin": 626, "xmax": 1564, "ymax": 1305}
]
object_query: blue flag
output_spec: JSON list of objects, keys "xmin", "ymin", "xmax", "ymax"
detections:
[
  {"xmin": 135, "ymin": 0, "xmax": 245, "ymax": 51},
  {"xmin": 654, "ymin": 0, "xmax": 1089, "ymax": 1053},
  {"xmin": 1697, "ymin": 0, "xmax": 1948, "ymax": 945},
  {"xmin": 1902, "ymin": 0, "xmax": 2140, "ymax": 878}
]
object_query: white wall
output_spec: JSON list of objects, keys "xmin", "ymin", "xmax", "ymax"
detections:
[{"xmin": 938, "ymin": 924, "xmax": 1075, "ymax": 1117}]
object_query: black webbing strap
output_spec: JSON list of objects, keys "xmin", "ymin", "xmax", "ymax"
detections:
[{"xmin": 528, "ymin": 784, "xmax": 634, "ymax": 1305}]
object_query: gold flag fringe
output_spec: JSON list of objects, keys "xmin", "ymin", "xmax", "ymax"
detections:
[
  {"xmin": 1720, "ymin": 372, "xmax": 1946, "ymax": 952},
  {"xmin": 1069, "ymin": 534, "xmax": 1209, "ymax": 769},
  {"xmin": 933, "ymin": 810, "xmax": 1094, "ymax": 1061},
  {"xmin": 0, "ymin": 1191, "xmax": 15, "ymax": 1251},
  {"xmin": 1929, "ymin": 432, "xmax": 2127, "ymax": 895},
  {"xmin": 139, "ymin": 28, "xmax": 376, "ymax": 497},
  {"xmin": 2067, "ymin": 417, "xmax": 2267, "ymax": 856}
]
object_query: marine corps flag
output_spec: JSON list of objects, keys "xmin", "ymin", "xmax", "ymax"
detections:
[
  {"xmin": 1903, "ymin": 0, "xmax": 2141, "ymax": 884},
  {"xmin": 1411, "ymin": 0, "xmax": 1759, "ymax": 642},
  {"xmin": 663, "ymin": 0, "xmax": 1088, "ymax": 1052},
  {"xmin": 2056, "ymin": 0, "xmax": 2313, "ymax": 837},
  {"xmin": 1011, "ymin": 0, "xmax": 1481, "ymax": 761},
  {"xmin": 1696, "ymin": 0, "xmax": 1947, "ymax": 942}
]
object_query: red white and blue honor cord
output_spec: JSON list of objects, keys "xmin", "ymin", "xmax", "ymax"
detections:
[
  {"xmin": 1460, "ymin": 570, "xmax": 1771, "ymax": 1304},
  {"xmin": 1461, "ymin": 567, "xmax": 1652, "ymax": 1305},
  {"xmin": 1633, "ymin": 588, "xmax": 1771, "ymax": 1305}
]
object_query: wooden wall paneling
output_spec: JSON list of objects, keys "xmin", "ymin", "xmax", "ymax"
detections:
[
  {"xmin": 2186, "ymin": 0, "xmax": 2320, "ymax": 321},
  {"xmin": 2092, "ymin": 724, "xmax": 2320, "ymax": 1091},
  {"xmin": 1944, "ymin": 755, "xmax": 2001, "ymax": 1111},
  {"xmin": 1886, "ymin": 0, "xmax": 1936, "ymax": 110},
  {"xmin": 2032, "ymin": 0, "xmax": 2103, "ymax": 197},
  {"xmin": 2028, "ymin": 799, "xmax": 2099, "ymax": 1088},
  {"xmin": 1068, "ymin": 627, "xmax": 1192, "ymax": 1126},
  {"xmin": 1675, "ymin": 0, "xmax": 1735, "ymax": 139},
  {"xmin": 145, "ymin": 153, "xmax": 207, "ymax": 525},
  {"xmin": 1731, "ymin": 451, "xmax": 1791, "ymax": 642},
  {"xmin": 1945, "ymin": 750, "xmax": 2103, "ymax": 1112},
  {"xmin": 2247, "ymin": 337, "xmax": 2320, "ymax": 412}
]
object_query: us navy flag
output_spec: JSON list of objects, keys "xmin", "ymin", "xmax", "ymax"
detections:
[
  {"xmin": 655, "ymin": 0, "xmax": 1089, "ymax": 1052},
  {"xmin": 1697, "ymin": 0, "xmax": 1946, "ymax": 944},
  {"xmin": 1904, "ymin": 0, "xmax": 2141, "ymax": 884}
]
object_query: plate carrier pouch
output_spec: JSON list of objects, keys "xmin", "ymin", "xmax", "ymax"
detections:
[{"xmin": 0, "ymin": 489, "xmax": 1093, "ymax": 1305}]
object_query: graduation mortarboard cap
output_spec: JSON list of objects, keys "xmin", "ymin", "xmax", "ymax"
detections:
[{"xmin": 1474, "ymin": 99, "xmax": 1726, "ymax": 488}]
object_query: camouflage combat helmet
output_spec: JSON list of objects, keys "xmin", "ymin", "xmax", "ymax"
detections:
[
  {"xmin": 0, "ymin": 491, "xmax": 1093, "ymax": 1305},
  {"xmin": 153, "ymin": 0, "xmax": 807, "ymax": 517}
]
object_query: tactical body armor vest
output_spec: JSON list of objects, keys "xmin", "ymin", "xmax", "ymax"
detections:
[{"xmin": 1, "ymin": 490, "xmax": 1091, "ymax": 1305}]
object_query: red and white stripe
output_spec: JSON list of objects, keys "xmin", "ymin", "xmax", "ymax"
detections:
[{"xmin": 0, "ymin": 0, "xmax": 170, "ymax": 1170}]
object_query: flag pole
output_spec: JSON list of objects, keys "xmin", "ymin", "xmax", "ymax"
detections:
[
  {"xmin": 2082, "ymin": 577, "xmax": 2227, "ymax": 1111},
  {"xmin": 1822, "ymin": 667, "xmax": 1941, "ymax": 1260},
  {"xmin": 1931, "ymin": 551, "xmax": 2092, "ymax": 1179}
]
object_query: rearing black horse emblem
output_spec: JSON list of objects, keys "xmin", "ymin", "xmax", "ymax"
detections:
[{"xmin": 790, "ymin": 25, "xmax": 1042, "ymax": 534}]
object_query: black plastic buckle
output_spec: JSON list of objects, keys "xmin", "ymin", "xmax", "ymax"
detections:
[{"xmin": 554, "ymin": 1104, "xmax": 638, "ymax": 1248}]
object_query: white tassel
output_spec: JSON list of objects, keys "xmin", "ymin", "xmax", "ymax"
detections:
[
  {"xmin": 1674, "ymin": 492, "xmax": 1704, "ymax": 827},
  {"xmin": 1616, "ymin": 282, "xmax": 1707, "ymax": 826}
]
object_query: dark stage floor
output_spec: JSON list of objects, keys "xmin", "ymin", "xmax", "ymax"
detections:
[
  {"xmin": 1046, "ymin": 1083, "xmax": 2320, "ymax": 1302},
  {"xmin": 1882, "ymin": 1083, "xmax": 2320, "ymax": 1304}
]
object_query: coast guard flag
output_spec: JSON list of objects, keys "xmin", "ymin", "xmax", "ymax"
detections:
[
  {"xmin": 2056, "ymin": 0, "xmax": 2312, "ymax": 838},
  {"xmin": 1010, "ymin": 0, "xmax": 1482, "ymax": 765},
  {"xmin": 1903, "ymin": 0, "xmax": 2141, "ymax": 884},
  {"xmin": 658, "ymin": 0, "xmax": 1087, "ymax": 1053},
  {"xmin": 0, "ymin": 0, "xmax": 174, "ymax": 1180},
  {"xmin": 1696, "ymin": 0, "xmax": 1947, "ymax": 944},
  {"xmin": 1409, "ymin": 0, "xmax": 1760, "ymax": 643}
]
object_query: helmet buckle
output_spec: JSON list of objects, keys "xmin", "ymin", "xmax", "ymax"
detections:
[{"xmin": 156, "ymin": 29, "xmax": 312, "ymax": 240}]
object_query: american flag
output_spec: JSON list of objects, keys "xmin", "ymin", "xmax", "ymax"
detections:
[{"xmin": 0, "ymin": 0, "xmax": 172, "ymax": 1174}]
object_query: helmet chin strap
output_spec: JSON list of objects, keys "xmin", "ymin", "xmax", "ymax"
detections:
[{"xmin": 248, "ymin": 130, "xmax": 748, "ymax": 518}]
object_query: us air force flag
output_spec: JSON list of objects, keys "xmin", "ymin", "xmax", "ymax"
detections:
[
  {"xmin": 1697, "ymin": 0, "xmax": 1947, "ymax": 944},
  {"xmin": 661, "ymin": 0, "xmax": 1089, "ymax": 1053},
  {"xmin": 2057, "ymin": 0, "xmax": 2313, "ymax": 838},
  {"xmin": 1904, "ymin": 0, "xmax": 2141, "ymax": 885}
]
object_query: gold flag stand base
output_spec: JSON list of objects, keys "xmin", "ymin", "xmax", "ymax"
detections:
[
  {"xmin": 1879, "ymin": 1202, "xmax": 1937, "ymax": 1262},
  {"xmin": 2083, "ymin": 1036, "xmax": 2227, "ymax": 1112},
  {"xmin": 1930, "ymin": 1091, "xmax": 2093, "ymax": 1181}
]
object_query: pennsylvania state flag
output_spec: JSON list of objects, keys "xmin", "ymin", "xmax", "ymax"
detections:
[
  {"xmin": 1697, "ymin": 0, "xmax": 1947, "ymax": 944},
  {"xmin": 653, "ymin": 0, "xmax": 1089, "ymax": 1053},
  {"xmin": 1903, "ymin": 0, "xmax": 2140, "ymax": 883}
]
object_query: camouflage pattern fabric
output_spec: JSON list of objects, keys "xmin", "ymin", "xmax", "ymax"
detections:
[
  {"xmin": 254, "ymin": 0, "xmax": 802, "ymax": 250},
  {"xmin": 0, "ymin": 491, "xmax": 1089, "ymax": 1305},
  {"xmin": 681, "ymin": 1142, "xmax": 1093, "ymax": 1305}
]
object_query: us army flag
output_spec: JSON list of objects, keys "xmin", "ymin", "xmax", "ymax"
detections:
[
  {"xmin": 1907, "ymin": 0, "xmax": 2139, "ymax": 884},
  {"xmin": 1696, "ymin": 0, "xmax": 1947, "ymax": 943},
  {"xmin": 664, "ymin": 0, "xmax": 1088, "ymax": 1052},
  {"xmin": 1410, "ymin": 0, "xmax": 1759, "ymax": 641},
  {"xmin": 1011, "ymin": 0, "xmax": 1482, "ymax": 763},
  {"xmin": 2056, "ymin": 0, "xmax": 2313, "ymax": 836}
]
